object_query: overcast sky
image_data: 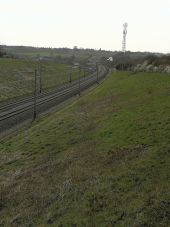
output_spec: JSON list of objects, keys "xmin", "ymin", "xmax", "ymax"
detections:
[{"xmin": 0, "ymin": 0, "xmax": 170, "ymax": 53}]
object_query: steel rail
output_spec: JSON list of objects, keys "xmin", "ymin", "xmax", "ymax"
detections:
[
  {"xmin": 0, "ymin": 75, "xmax": 97, "ymax": 121},
  {"xmin": 0, "ymin": 67, "xmax": 108, "ymax": 122},
  {"xmin": 0, "ymin": 70, "xmax": 100, "ymax": 115},
  {"xmin": 0, "ymin": 71, "xmax": 98, "ymax": 111}
]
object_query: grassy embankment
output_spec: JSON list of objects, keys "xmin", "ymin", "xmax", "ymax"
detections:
[
  {"xmin": 0, "ymin": 72, "xmax": 170, "ymax": 226},
  {"xmin": 0, "ymin": 58, "xmax": 82, "ymax": 102}
]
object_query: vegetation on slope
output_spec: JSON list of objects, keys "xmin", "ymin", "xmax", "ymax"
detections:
[
  {"xmin": 0, "ymin": 58, "xmax": 81, "ymax": 102},
  {"xmin": 0, "ymin": 72, "xmax": 170, "ymax": 226}
]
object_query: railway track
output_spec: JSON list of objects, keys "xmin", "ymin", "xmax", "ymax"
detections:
[{"xmin": 0, "ymin": 66, "xmax": 108, "ymax": 134}]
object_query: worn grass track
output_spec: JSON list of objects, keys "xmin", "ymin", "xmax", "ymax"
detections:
[{"xmin": 0, "ymin": 72, "xmax": 170, "ymax": 226}]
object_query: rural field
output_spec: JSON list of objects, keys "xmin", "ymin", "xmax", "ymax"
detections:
[
  {"xmin": 0, "ymin": 58, "xmax": 83, "ymax": 102},
  {"xmin": 0, "ymin": 71, "xmax": 169, "ymax": 226},
  {"xmin": 3, "ymin": 46, "xmax": 113, "ymax": 60}
]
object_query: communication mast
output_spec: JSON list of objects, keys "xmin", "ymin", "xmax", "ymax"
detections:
[{"xmin": 122, "ymin": 22, "xmax": 128, "ymax": 56}]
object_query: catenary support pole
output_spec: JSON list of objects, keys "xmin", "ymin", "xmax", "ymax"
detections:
[
  {"xmin": 39, "ymin": 62, "xmax": 42, "ymax": 93},
  {"xmin": 33, "ymin": 69, "xmax": 37, "ymax": 120},
  {"xmin": 78, "ymin": 67, "xmax": 81, "ymax": 96},
  {"xmin": 96, "ymin": 63, "xmax": 99, "ymax": 83}
]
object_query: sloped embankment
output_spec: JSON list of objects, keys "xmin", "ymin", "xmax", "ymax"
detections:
[{"xmin": 0, "ymin": 72, "xmax": 170, "ymax": 226}]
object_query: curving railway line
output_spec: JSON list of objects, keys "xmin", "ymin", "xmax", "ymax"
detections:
[{"xmin": 0, "ymin": 65, "xmax": 108, "ymax": 135}]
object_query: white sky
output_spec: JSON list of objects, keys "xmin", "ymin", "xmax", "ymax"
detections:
[{"xmin": 0, "ymin": 0, "xmax": 170, "ymax": 53}]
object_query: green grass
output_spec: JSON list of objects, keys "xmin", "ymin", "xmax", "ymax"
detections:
[
  {"xmin": 0, "ymin": 72, "xmax": 170, "ymax": 226},
  {"xmin": 3, "ymin": 46, "xmax": 113, "ymax": 59},
  {"xmin": 0, "ymin": 58, "xmax": 82, "ymax": 102},
  {"xmin": 4, "ymin": 46, "xmax": 90, "ymax": 58}
]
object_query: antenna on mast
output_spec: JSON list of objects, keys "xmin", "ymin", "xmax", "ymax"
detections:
[{"xmin": 122, "ymin": 22, "xmax": 128, "ymax": 56}]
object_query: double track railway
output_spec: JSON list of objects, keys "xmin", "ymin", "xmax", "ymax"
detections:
[{"xmin": 0, "ymin": 66, "xmax": 108, "ymax": 134}]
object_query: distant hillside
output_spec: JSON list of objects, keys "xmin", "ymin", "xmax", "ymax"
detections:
[
  {"xmin": 2, "ymin": 45, "xmax": 170, "ymax": 72},
  {"xmin": 2, "ymin": 45, "xmax": 114, "ymax": 62}
]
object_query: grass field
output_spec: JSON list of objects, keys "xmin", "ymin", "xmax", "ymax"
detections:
[
  {"xmin": 3, "ymin": 46, "xmax": 91, "ymax": 58},
  {"xmin": 0, "ymin": 58, "xmax": 83, "ymax": 102},
  {"xmin": 0, "ymin": 72, "xmax": 170, "ymax": 226},
  {"xmin": 3, "ymin": 46, "xmax": 113, "ymax": 60}
]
